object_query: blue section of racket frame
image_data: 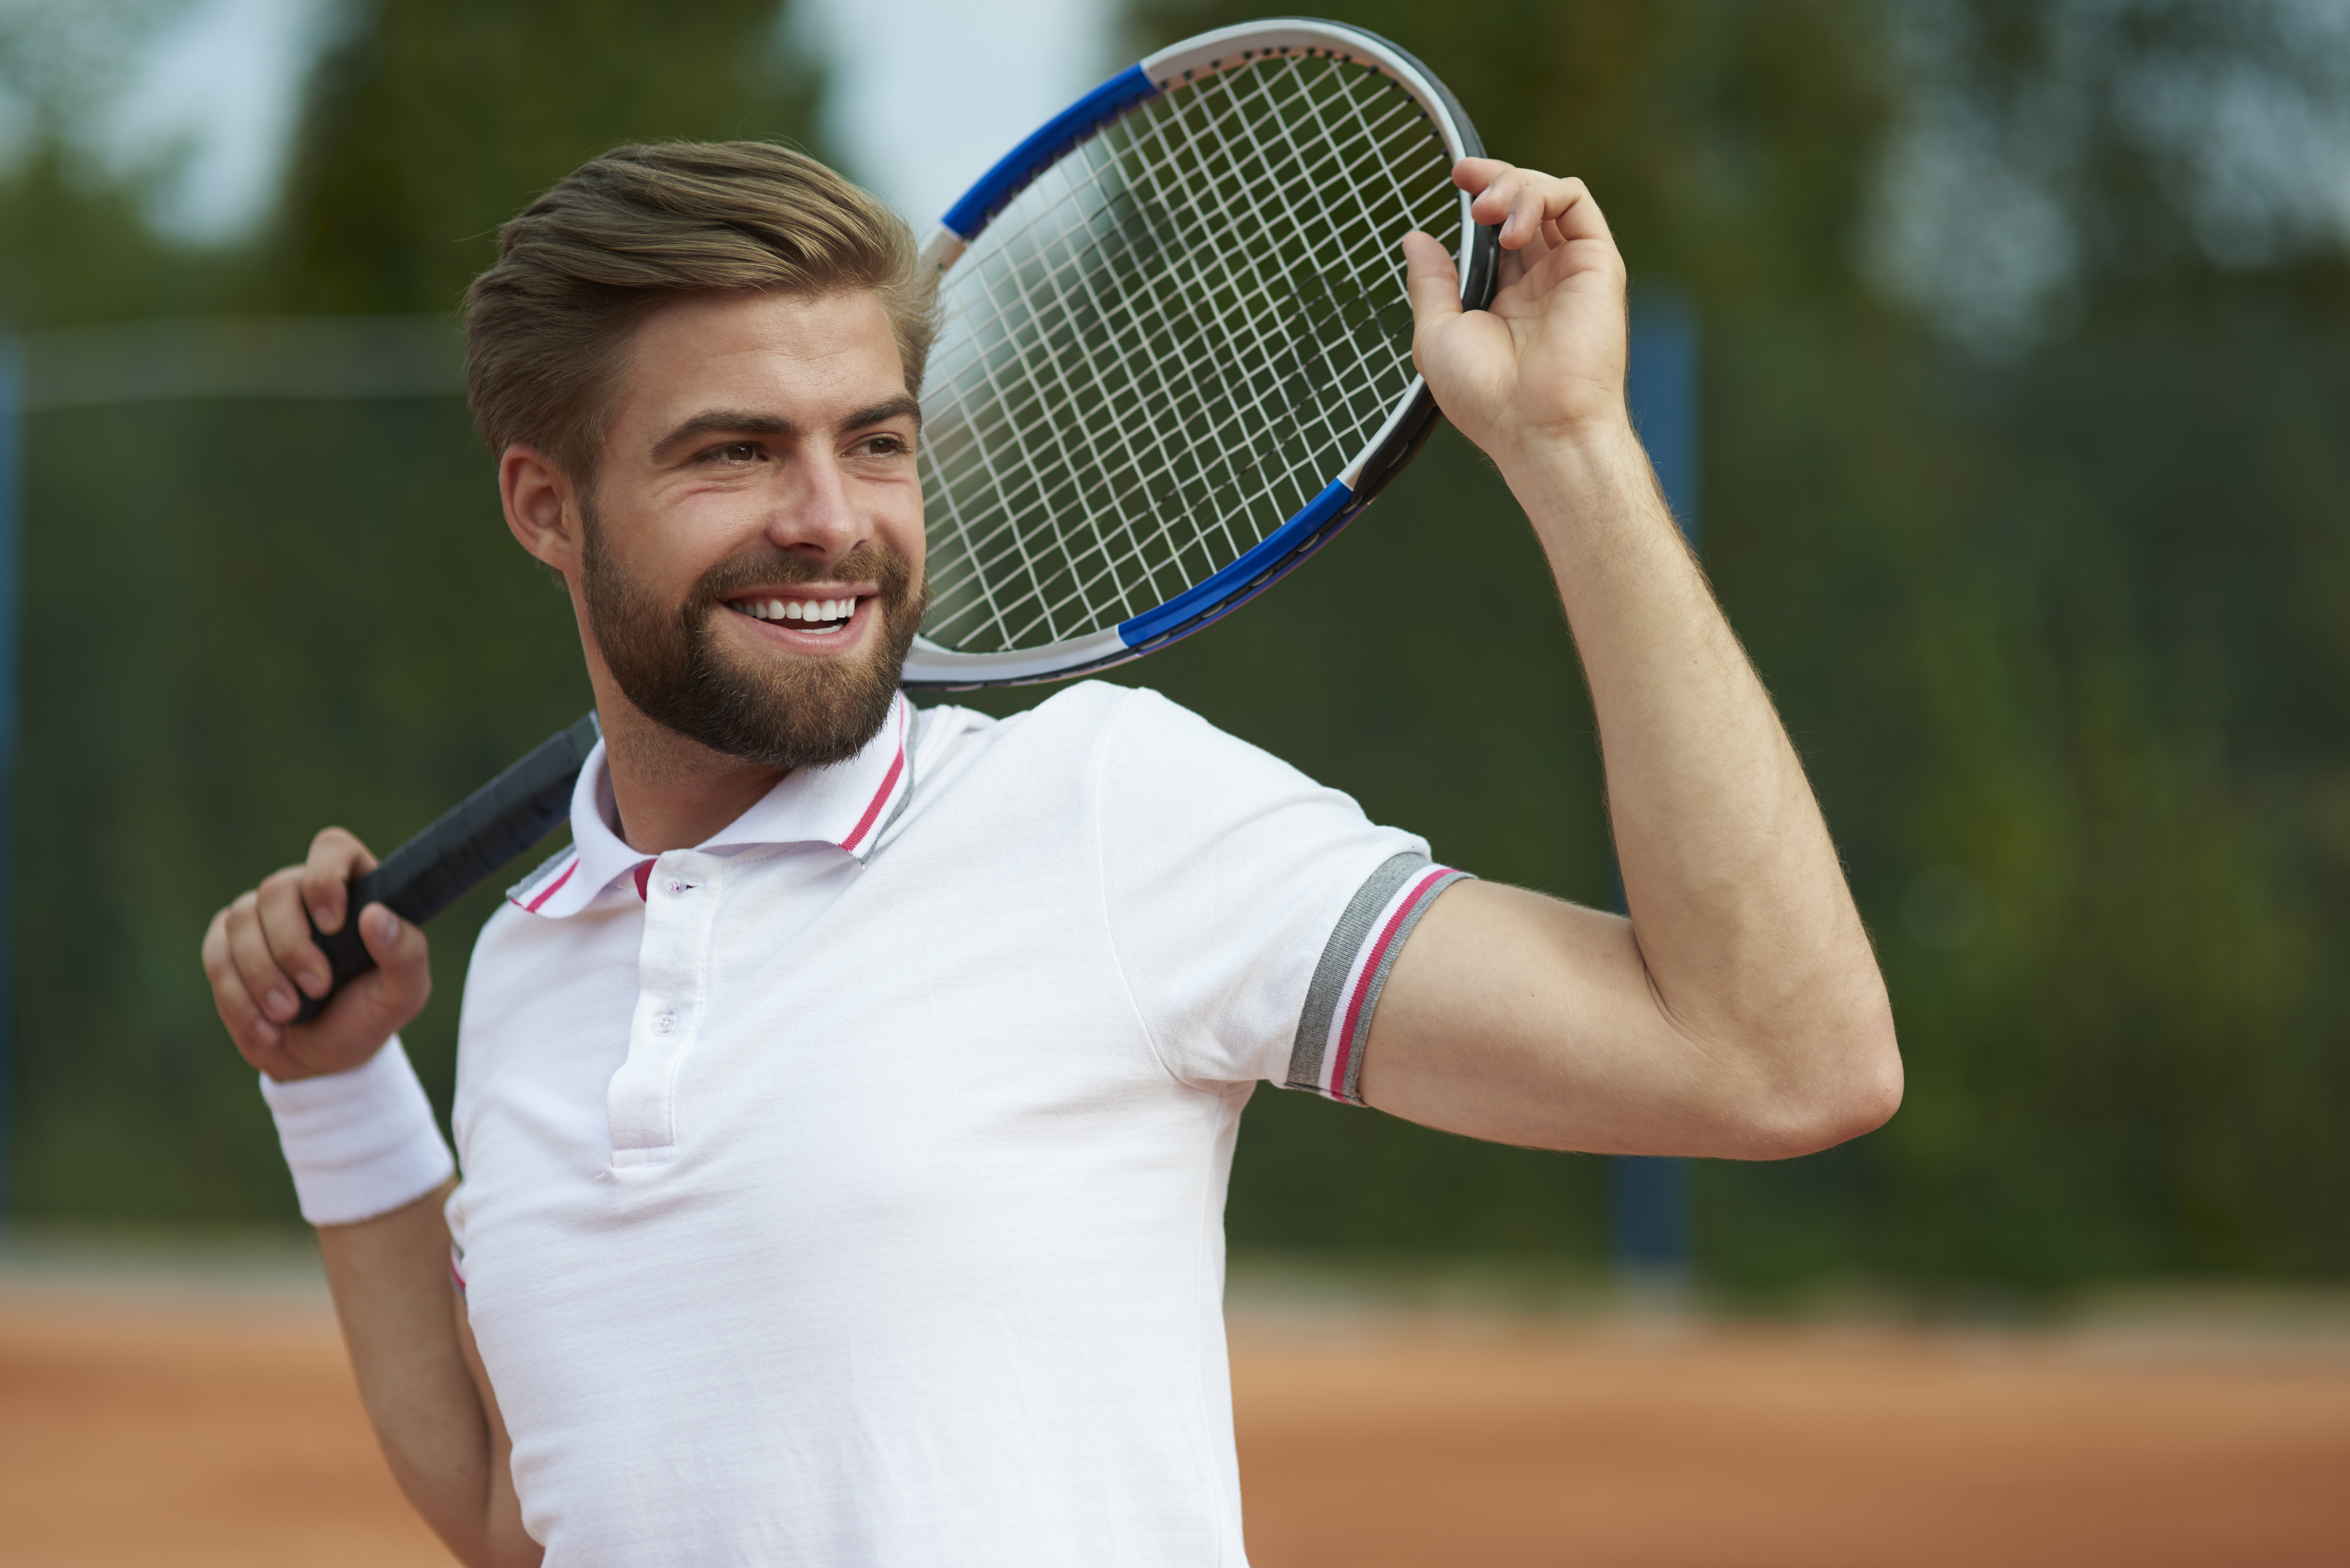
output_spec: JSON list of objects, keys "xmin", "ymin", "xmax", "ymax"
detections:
[
  {"xmin": 1609, "ymin": 287, "xmax": 1701, "ymax": 1296},
  {"xmin": 1116, "ymin": 477, "xmax": 1353, "ymax": 650},
  {"xmin": 941, "ymin": 65, "xmax": 1160, "ymax": 240}
]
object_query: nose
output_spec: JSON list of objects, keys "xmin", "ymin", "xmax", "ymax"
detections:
[{"xmin": 762, "ymin": 440, "xmax": 868, "ymax": 562}]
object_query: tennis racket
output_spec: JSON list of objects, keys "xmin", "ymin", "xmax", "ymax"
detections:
[
  {"xmin": 293, "ymin": 16, "xmax": 1494, "ymax": 1014},
  {"xmin": 905, "ymin": 16, "xmax": 1496, "ymax": 686}
]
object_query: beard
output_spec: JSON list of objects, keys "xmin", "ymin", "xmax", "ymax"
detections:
[{"xmin": 580, "ymin": 501, "xmax": 926, "ymax": 771}]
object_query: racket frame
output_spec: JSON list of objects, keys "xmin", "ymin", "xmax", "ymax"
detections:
[{"xmin": 900, "ymin": 18, "xmax": 1498, "ymax": 690}]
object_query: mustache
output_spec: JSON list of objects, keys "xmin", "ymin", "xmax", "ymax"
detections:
[{"xmin": 691, "ymin": 543, "xmax": 917, "ymax": 605}]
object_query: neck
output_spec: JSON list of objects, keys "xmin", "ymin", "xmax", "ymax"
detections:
[{"xmin": 589, "ymin": 675, "xmax": 787, "ymax": 855}]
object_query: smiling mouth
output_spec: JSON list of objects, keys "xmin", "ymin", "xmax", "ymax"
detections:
[{"xmin": 726, "ymin": 595, "xmax": 863, "ymax": 635}]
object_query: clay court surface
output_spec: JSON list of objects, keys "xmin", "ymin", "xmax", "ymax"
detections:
[{"xmin": 0, "ymin": 1255, "xmax": 2344, "ymax": 1566}]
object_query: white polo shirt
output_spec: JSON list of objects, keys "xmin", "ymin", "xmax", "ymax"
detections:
[{"xmin": 446, "ymin": 681, "xmax": 1466, "ymax": 1565}]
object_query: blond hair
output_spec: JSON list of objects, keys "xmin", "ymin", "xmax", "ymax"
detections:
[{"xmin": 464, "ymin": 141, "xmax": 936, "ymax": 485}]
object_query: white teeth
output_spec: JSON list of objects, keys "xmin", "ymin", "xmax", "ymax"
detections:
[{"xmin": 739, "ymin": 596, "xmax": 859, "ymax": 627}]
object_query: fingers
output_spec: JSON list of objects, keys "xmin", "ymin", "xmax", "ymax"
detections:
[
  {"xmin": 201, "ymin": 826, "xmax": 403, "ymax": 1082},
  {"xmin": 202, "ymin": 904, "xmax": 267, "ymax": 1050},
  {"xmin": 233, "ymin": 882, "xmax": 311, "ymax": 1028},
  {"xmin": 204, "ymin": 893, "xmax": 292, "ymax": 1062},
  {"xmin": 1453, "ymin": 158, "xmax": 1612, "ymax": 252},
  {"xmin": 204, "ymin": 890, "xmax": 432, "ymax": 1083},
  {"xmin": 257, "ymin": 865, "xmax": 333, "ymax": 1001},
  {"xmin": 300, "ymin": 826, "xmax": 377, "ymax": 938}
]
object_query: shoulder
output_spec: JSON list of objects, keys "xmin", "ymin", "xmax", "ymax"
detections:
[
  {"xmin": 915, "ymin": 679, "xmax": 1142, "ymax": 739},
  {"xmin": 929, "ymin": 681, "xmax": 1292, "ymax": 785},
  {"xmin": 466, "ymin": 892, "xmax": 550, "ymax": 979},
  {"xmin": 909, "ymin": 680, "xmax": 1194, "ymax": 773},
  {"xmin": 894, "ymin": 682, "xmax": 1303, "ymax": 845},
  {"xmin": 1085, "ymin": 683, "xmax": 1320, "ymax": 797}
]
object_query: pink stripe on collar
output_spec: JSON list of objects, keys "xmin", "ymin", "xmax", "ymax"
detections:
[
  {"xmin": 837, "ymin": 701, "xmax": 909, "ymax": 853},
  {"xmin": 839, "ymin": 746, "xmax": 905, "ymax": 853},
  {"xmin": 520, "ymin": 853, "xmax": 579, "ymax": 914}
]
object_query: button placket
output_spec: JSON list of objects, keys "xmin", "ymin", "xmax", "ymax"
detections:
[{"xmin": 606, "ymin": 852, "xmax": 721, "ymax": 1167}]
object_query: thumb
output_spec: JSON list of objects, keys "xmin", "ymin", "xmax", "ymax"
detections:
[
  {"xmin": 275, "ymin": 902, "xmax": 432, "ymax": 1079},
  {"xmin": 1400, "ymin": 230, "xmax": 1462, "ymax": 334},
  {"xmin": 345, "ymin": 901, "xmax": 432, "ymax": 1032}
]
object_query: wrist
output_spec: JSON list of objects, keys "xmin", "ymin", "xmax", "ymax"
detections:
[
  {"xmin": 260, "ymin": 1036, "xmax": 455, "ymax": 1226},
  {"xmin": 1491, "ymin": 413, "xmax": 1650, "ymax": 514},
  {"xmin": 1494, "ymin": 405, "xmax": 1636, "ymax": 465}
]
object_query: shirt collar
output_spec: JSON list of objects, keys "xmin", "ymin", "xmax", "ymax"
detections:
[{"xmin": 507, "ymin": 692, "xmax": 914, "ymax": 919}]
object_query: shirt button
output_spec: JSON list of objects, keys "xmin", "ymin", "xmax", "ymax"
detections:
[
  {"xmin": 662, "ymin": 877, "xmax": 690, "ymax": 897},
  {"xmin": 652, "ymin": 1010, "xmax": 676, "ymax": 1035}
]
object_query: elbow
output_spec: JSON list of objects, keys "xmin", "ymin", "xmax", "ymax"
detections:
[
  {"xmin": 1809, "ymin": 1022, "xmax": 1904, "ymax": 1154},
  {"xmin": 1740, "ymin": 997, "xmax": 1903, "ymax": 1161}
]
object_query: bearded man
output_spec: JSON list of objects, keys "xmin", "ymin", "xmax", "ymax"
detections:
[{"xmin": 201, "ymin": 142, "xmax": 1900, "ymax": 1566}]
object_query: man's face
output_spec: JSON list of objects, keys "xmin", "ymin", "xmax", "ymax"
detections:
[{"xmin": 578, "ymin": 289, "xmax": 927, "ymax": 771}]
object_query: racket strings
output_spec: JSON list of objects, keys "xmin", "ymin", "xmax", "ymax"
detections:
[
  {"xmin": 926, "ymin": 60, "xmax": 1438, "ymax": 639},
  {"xmin": 921, "ymin": 52, "xmax": 1460, "ymax": 652},
  {"xmin": 957, "ymin": 65, "xmax": 1437, "ymax": 572}
]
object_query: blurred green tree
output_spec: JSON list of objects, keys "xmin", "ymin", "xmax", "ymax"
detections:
[
  {"xmin": 0, "ymin": 1, "xmax": 238, "ymax": 328},
  {"xmin": 274, "ymin": 0, "xmax": 821, "ymax": 312}
]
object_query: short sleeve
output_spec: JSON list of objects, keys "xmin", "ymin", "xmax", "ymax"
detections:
[{"xmin": 1094, "ymin": 688, "xmax": 1471, "ymax": 1102}]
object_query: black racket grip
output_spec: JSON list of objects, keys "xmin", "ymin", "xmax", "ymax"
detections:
[{"xmin": 293, "ymin": 712, "xmax": 601, "ymax": 1023}]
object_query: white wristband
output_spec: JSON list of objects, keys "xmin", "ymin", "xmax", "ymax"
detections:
[{"xmin": 260, "ymin": 1036, "xmax": 456, "ymax": 1226}]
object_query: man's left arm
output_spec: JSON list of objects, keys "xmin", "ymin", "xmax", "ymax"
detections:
[{"xmin": 1361, "ymin": 160, "xmax": 1900, "ymax": 1160}]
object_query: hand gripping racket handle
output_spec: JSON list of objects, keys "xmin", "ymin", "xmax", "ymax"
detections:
[{"xmin": 292, "ymin": 712, "xmax": 601, "ymax": 1023}]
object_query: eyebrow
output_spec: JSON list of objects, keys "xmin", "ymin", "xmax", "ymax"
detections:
[
  {"xmin": 649, "ymin": 396, "xmax": 924, "ymax": 464},
  {"xmin": 843, "ymin": 395, "xmax": 923, "ymax": 434}
]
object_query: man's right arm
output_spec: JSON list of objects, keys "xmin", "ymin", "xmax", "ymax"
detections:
[
  {"xmin": 201, "ymin": 829, "xmax": 536, "ymax": 1567},
  {"xmin": 319, "ymin": 1183, "xmax": 538, "ymax": 1567}
]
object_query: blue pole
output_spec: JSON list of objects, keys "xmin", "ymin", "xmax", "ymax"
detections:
[
  {"xmin": 0, "ymin": 335, "xmax": 18, "ymax": 1223},
  {"xmin": 1610, "ymin": 288, "xmax": 1700, "ymax": 1292},
  {"xmin": 1628, "ymin": 289, "xmax": 1701, "ymax": 549}
]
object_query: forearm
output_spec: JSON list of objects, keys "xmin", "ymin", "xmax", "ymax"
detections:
[
  {"xmin": 317, "ymin": 1184, "xmax": 521, "ymax": 1566},
  {"xmin": 208, "ymin": 832, "xmax": 531, "ymax": 1555},
  {"xmin": 1504, "ymin": 420, "xmax": 1895, "ymax": 1119}
]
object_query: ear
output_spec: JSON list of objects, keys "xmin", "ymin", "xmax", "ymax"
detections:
[{"xmin": 501, "ymin": 445, "xmax": 585, "ymax": 576}]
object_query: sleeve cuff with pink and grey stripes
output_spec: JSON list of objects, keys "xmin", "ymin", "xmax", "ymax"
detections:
[{"xmin": 1285, "ymin": 852, "xmax": 1472, "ymax": 1105}]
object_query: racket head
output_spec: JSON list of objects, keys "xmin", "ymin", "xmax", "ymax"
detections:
[{"xmin": 902, "ymin": 19, "xmax": 1497, "ymax": 690}]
